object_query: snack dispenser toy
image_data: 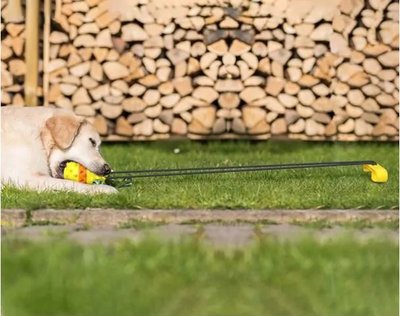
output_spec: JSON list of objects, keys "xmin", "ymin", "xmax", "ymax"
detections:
[{"xmin": 62, "ymin": 160, "xmax": 388, "ymax": 188}]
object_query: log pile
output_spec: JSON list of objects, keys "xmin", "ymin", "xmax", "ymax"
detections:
[
  {"xmin": 1, "ymin": 0, "xmax": 27, "ymax": 107},
  {"xmin": 2, "ymin": 0, "xmax": 399, "ymax": 141}
]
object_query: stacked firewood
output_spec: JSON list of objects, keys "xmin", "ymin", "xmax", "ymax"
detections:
[
  {"xmin": 3, "ymin": 0, "xmax": 399, "ymax": 140},
  {"xmin": 1, "ymin": 0, "xmax": 27, "ymax": 107}
]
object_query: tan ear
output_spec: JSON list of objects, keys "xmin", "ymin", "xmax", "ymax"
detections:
[{"xmin": 45, "ymin": 115, "xmax": 83, "ymax": 149}]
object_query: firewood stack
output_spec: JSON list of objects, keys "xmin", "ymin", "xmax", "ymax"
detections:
[
  {"xmin": 1, "ymin": 0, "xmax": 27, "ymax": 107},
  {"xmin": 2, "ymin": 0, "xmax": 399, "ymax": 141}
]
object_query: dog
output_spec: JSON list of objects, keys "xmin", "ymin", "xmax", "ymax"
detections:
[{"xmin": 1, "ymin": 106, "xmax": 117, "ymax": 194}]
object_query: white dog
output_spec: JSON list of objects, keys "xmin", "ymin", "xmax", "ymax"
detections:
[{"xmin": 1, "ymin": 106, "xmax": 117, "ymax": 194}]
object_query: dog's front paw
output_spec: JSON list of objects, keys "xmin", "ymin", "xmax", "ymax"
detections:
[{"xmin": 92, "ymin": 184, "xmax": 119, "ymax": 194}]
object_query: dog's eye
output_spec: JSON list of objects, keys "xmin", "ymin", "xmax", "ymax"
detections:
[{"xmin": 89, "ymin": 138, "xmax": 96, "ymax": 147}]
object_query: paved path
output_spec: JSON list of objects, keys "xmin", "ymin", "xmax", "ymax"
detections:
[
  {"xmin": 2, "ymin": 209, "xmax": 398, "ymax": 247},
  {"xmin": 2, "ymin": 209, "xmax": 398, "ymax": 228},
  {"xmin": 2, "ymin": 223, "xmax": 398, "ymax": 247}
]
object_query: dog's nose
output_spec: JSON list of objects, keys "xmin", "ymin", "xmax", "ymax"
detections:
[{"xmin": 103, "ymin": 164, "xmax": 111, "ymax": 175}]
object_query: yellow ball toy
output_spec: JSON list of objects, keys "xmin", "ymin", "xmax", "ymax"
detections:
[{"xmin": 63, "ymin": 161, "xmax": 106, "ymax": 185}]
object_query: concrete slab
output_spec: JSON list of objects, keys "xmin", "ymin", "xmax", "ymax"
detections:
[
  {"xmin": 3, "ymin": 209, "xmax": 397, "ymax": 228},
  {"xmin": 203, "ymin": 224, "xmax": 254, "ymax": 248},
  {"xmin": 146, "ymin": 224, "xmax": 198, "ymax": 242},
  {"xmin": 4, "ymin": 225, "xmax": 77, "ymax": 241},
  {"xmin": 261, "ymin": 224, "xmax": 312, "ymax": 241},
  {"xmin": 68, "ymin": 228, "xmax": 141, "ymax": 245},
  {"xmin": 1, "ymin": 209, "xmax": 27, "ymax": 228}
]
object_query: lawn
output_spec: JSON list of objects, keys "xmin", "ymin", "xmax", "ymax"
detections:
[
  {"xmin": 2, "ymin": 236, "xmax": 398, "ymax": 316},
  {"xmin": 1, "ymin": 140, "xmax": 398, "ymax": 209}
]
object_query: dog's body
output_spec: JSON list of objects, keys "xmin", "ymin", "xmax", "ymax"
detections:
[{"xmin": 1, "ymin": 106, "xmax": 117, "ymax": 194}]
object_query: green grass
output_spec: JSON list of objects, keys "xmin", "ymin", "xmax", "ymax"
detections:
[
  {"xmin": 2, "ymin": 237, "xmax": 398, "ymax": 316},
  {"xmin": 1, "ymin": 140, "xmax": 398, "ymax": 209}
]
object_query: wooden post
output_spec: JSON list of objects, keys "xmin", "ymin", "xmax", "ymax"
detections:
[
  {"xmin": 43, "ymin": 0, "xmax": 52, "ymax": 107},
  {"xmin": 24, "ymin": 0, "xmax": 40, "ymax": 106}
]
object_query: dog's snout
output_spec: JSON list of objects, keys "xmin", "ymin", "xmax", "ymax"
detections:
[{"xmin": 103, "ymin": 164, "xmax": 111, "ymax": 175}]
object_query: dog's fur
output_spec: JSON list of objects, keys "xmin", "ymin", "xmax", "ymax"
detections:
[{"xmin": 1, "ymin": 106, "xmax": 117, "ymax": 194}]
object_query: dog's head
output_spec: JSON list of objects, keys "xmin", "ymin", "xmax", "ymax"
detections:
[{"xmin": 41, "ymin": 114, "xmax": 111, "ymax": 178}]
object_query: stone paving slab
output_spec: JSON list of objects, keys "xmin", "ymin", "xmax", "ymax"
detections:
[
  {"xmin": 68, "ymin": 228, "xmax": 141, "ymax": 245},
  {"xmin": 203, "ymin": 224, "xmax": 255, "ymax": 248},
  {"xmin": 1, "ymin": 209, "xmax": 27, "ymax": 228},
  {"xmin": 3, "ymin": 223, "xmax": 398, "ymax": 247},
  {"xmin": 261, "ymin": 224, "xmax": 399, "ymax": 243},
  {"xmin": 2, "ymin": 209, "xmax": 398, "ymax": 228},
  {"xmin": 146, "ymin": 224, "xmax": 198, "ymax": 242},
  {"xmin": 2, "ymin": 225, "xmax": 77, "ymax": 241},
  {"xmin": 2, "ymin": 209, "xmax": 398, "ymax": 247}
]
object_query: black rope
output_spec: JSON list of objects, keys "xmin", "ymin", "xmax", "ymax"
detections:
[{"xmin": 107, "ymin": 160, "xmax": 376, "ymax": 180}]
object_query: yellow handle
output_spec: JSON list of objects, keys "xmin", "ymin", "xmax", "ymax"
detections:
[{"xmin": 362, "ymin": 164, "xmax": 388, "ymax": 183}]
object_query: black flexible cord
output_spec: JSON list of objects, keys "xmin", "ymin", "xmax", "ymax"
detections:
[{"xmin": 107, "ymin": 160, "xmax": 376, "ymax": 180}]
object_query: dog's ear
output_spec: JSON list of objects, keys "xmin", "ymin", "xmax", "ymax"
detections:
[{"xmin": 44, "ymin": 115, "xmax": 83, "ymax": 149}]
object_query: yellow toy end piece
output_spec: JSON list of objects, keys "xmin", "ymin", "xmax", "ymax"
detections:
[
  {"xmin": 63, "ymin": 161, "xmax": 106, "ymax": 185},
  {"xmin": 362, "ymin": 164, "xmax": 388, "ymax": 183}
]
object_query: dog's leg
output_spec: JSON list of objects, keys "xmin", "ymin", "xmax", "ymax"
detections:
[{"xmin": 6, "ymin": 176, "xmax": 118, "ymax": 194}]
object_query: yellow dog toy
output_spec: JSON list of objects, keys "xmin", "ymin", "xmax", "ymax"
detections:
[{"xmin": 63, "ymin": 161, "xmax": 106, "ymax": 184}]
